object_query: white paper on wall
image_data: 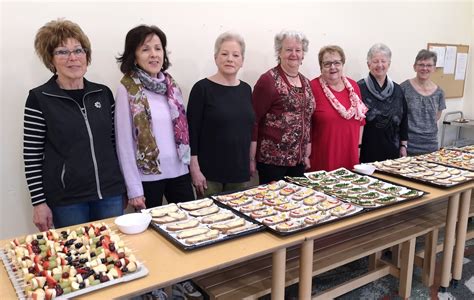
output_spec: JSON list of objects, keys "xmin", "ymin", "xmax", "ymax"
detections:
[
  {"xmin": 429, "ymin": 46, "xmax": 446, "ymax": 67},
  {"xmin": 443, "ymin": 46, "xmax": 457, "ymax": 74},
  {"xmin": 454, "ymin": 53, "xmax": 468, "ymax": 80}
]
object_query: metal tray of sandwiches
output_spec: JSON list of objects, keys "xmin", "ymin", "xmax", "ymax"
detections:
[
  {"xmin": 416, "ymin": 148, "xmax": 474, "ymax": 172},
  {"xmin": 1, "ymin": 223, "xmax": 148, "ymax": 300},
  {"xmin": 457, "ymin": 145, "xmax": 474, "ymax": 154},
  {"xmin": 371, "ymin": 156, "xmax": 474, "ymax": 188},
  {"xmin": 143, "ymin": 199, "xmax": 264, "ymax": 251},
  {"xmin": 212, "ymin": 180, "xmax": 364, "ymax": 236},
  {"xmin": 303, "ymin": 168, "xmax": 426, "ymax": 208}
]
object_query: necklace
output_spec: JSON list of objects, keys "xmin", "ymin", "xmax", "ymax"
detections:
[
  {"xmin": 319, "ymin": 76, "xmax": 367, "ymax": 121},
  {"xmin": 283, "ymin": 70, "xmax": 299, "ymax": 78}
]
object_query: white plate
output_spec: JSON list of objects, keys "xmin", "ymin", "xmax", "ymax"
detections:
[{"xmin": 353, "ymin": 164, "xmax": 376, "ymax": 175}]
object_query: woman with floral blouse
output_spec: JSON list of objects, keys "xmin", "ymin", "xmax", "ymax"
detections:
[{"xmin": 251, "ymin": 30, "xmax": 314, "ymax": 184}]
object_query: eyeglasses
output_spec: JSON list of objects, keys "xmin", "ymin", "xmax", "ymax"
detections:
[
  {"xmin": 53, "ymin": 48, "xmax": 87, "ymax": 59},
  {"xmin": 322, "ymin": 60, "xmax": 343, "ymax": 68},
  {"xmin": 416, "ymin": 63, "xmax": 435, "ymax": 69}
]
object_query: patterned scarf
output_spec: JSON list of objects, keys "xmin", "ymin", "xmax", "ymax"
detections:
[
  {"xmin": 120, "ymin": 68, "xmax": 190, "ymax": 175},
  {"xmin": 319, "ymin": 76, "xmax": 368, "ymax": 121}
]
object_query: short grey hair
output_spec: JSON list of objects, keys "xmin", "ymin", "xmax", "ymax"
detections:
[
  {"xmin": 367, "ymin": 43, "xmax": 392, "ymax": 62},
  {"xmin": 274, "ymin": 30, "xmax": 309, "ymax": 62},
  {"xmin": 214, "ymin": 31, "xmax": 246, "ymax": 58}
]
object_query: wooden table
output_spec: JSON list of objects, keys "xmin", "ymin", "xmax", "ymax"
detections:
[
  {"xmin": 373, "ymin": 174, "xmax": 473, "ymax": 292},
  {"xmin": 1, "ymin": 175, "xmax": 472, "ymax": 299}
]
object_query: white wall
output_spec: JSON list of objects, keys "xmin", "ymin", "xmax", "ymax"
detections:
[{"xmin": 1, "ymin": 0, "xmax": 473, "ymax": 239}]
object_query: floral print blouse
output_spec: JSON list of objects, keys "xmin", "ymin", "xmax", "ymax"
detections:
[{"xmin": 252, "ymin": 65, "xmax": 315, "ymax": 166}]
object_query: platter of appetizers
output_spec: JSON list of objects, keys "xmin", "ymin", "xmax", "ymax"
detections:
[
  {"xmin": 302, "ymin": 168, "xmax": 426, "ymax": 208},
  {"xmin": 213, "ymin": 180, "xmax": 363, "ymax": 235},
  {"xmin": 371, "ymin": 156, "xmax": 474, "ymax": 187},
  {"xmin": 1, "ymin": 222, "xmax": 147, "ymax": 299},
  {"xmin": 143, "ymin": 199, "xmax": 263, "ymax": 250},
  {"xmin": 457, "ymin": 145, "xmax": 474, "ymax": 154},
  {"xmin": 416, "ymin": 148, "xmax": 474, "ymax": 171}
]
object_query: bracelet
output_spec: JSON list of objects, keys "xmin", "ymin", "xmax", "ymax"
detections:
[
  {"xmin": 400, "ymin": 144, "xmax": 407, "ymax": 148},
  {"xmin": 249, "ymin": 157, "xmax": 256, "ymax": 162}
]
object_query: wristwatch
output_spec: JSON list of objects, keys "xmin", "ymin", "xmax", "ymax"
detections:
[{"xmin": 400, "ymin": 144, "xmax": 408, "ymax": 149}]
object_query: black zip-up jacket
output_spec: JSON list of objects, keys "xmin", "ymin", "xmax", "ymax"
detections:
[{"xmin": 23, "ymin": 76, "xmax": 125, "ymax": 207}]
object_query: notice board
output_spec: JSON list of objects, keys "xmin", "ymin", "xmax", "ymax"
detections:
[{"xmin": 427, "ymin": 43, "xmax": 469, "ymax": 99}]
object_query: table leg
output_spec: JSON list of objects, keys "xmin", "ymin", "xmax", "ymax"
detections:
[
  {"xmin": 399, "ymin": 238, "xmax": 415, "ymax": 298},
  {"xmin": 272, "ymin": 248, "xmax": 286, "ymax": 300},
  {"xmin": 440, "ymin": 193, "xmax": 460, "ymax": 288},
  {"xmin": 164, "ymin": 285, "xmax": 172, "ymax": 297},
  {"xmin": 299, "ymin": 239, "xmax": 314, "ymax": 300},
  {"xmin": 422, "ymin": 229, "xmax": 439, "ymax": 287},
  {"xmin": 452, "ymin": 189, "xmax": 472, "ymax": 281}
]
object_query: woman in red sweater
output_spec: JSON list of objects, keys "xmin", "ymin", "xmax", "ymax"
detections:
[{"xmin": 310, "ymin": 45, "xmax": 367, "ymax": 171}]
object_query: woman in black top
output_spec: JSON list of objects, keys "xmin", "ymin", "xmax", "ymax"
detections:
[
  {"xmin": 187, "ymin": 32, "xmax": 254, "ymax": 197},
  {"xmin": 23, "ymin": 19, "xmax": 125, "ymax": 231},
  {"xmin": 358, "ymin": 43, "xmax": 408, "ymax": 163}
]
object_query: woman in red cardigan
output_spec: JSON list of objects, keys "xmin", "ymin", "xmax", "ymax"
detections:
[{"xmin": 250, "ymin": 30, "xmax": 314, "ymax": 184}]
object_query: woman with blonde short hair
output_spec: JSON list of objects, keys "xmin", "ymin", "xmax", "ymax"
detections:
[{"xmin": 187, "ymin": 31, "xmax": 254, "ymax": 197}]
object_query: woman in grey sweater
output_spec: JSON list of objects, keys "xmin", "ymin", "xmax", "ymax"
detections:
[{"xmin": 400, "ymin": 49, "xmax": 446, "ymax": 155}]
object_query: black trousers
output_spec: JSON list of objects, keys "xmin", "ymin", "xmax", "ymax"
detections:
[
  {"xmin": 257, "ymin": 162, "xmax": 305, "ymax": 185},
  {"xmin": 142, "ymin": 173, "xmax": 195, "ymax": 208}
]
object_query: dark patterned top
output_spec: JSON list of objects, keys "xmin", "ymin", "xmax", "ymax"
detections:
[{"xmin": 252, "ymin": 65, "xmax": 315, "ymax": 166}]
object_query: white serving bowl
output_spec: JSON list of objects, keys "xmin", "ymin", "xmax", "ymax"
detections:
[
  {"xmin": 353, "ymin": 164, "xmax": 376, "ymax": 175},
  {"xmin": 115, "ymin": 213, "xmax": 152, "ymax": 234}
]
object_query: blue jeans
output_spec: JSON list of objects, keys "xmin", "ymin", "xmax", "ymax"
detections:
[{"xmin": 51, "ymin": 195, "xmax": 124, "ymax": 229}]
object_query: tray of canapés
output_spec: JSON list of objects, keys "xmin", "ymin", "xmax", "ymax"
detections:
[
  {"xmin": 371, "ymin": 156, "xmax": 474, "ymax": 187},
  {"xmin": 1, "ymin": 223, "xmax": 147, "ymax": 300},
  {"xmin": 212, "ymin": 180, "xmax": 364, "ymax": 236},
  {"xmin": 457, "ymin": 145, "xmax": 474, "ymax": 154},
  {"xmin": 142, "ymin": 199, "xmax": 263, "ymax": 250},
  {"xmin": 303, "ymin": 168, "xmax": 425, "ymax": 207},
  {"xmin": 416, "ymin": 148, "xmax": 474, "ymax": 171}
]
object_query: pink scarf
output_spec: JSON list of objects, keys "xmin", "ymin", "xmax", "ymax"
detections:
[{"xmin": 319, "ymin": 76, "xmax": 367, "ymax": 120}]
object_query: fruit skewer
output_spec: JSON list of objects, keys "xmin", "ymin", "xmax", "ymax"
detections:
[{"xmin": 2, "ymin": 222, "xmax": 141, "ymax": 299}]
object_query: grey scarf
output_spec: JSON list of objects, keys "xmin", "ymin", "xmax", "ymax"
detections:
[
  {"xmin": 364, "ymin": 74, "xmax": 394, "ymax": 101},
  {"xmin": 135, "ymin": 67, "xmax": 167, "ymax": 95}
]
